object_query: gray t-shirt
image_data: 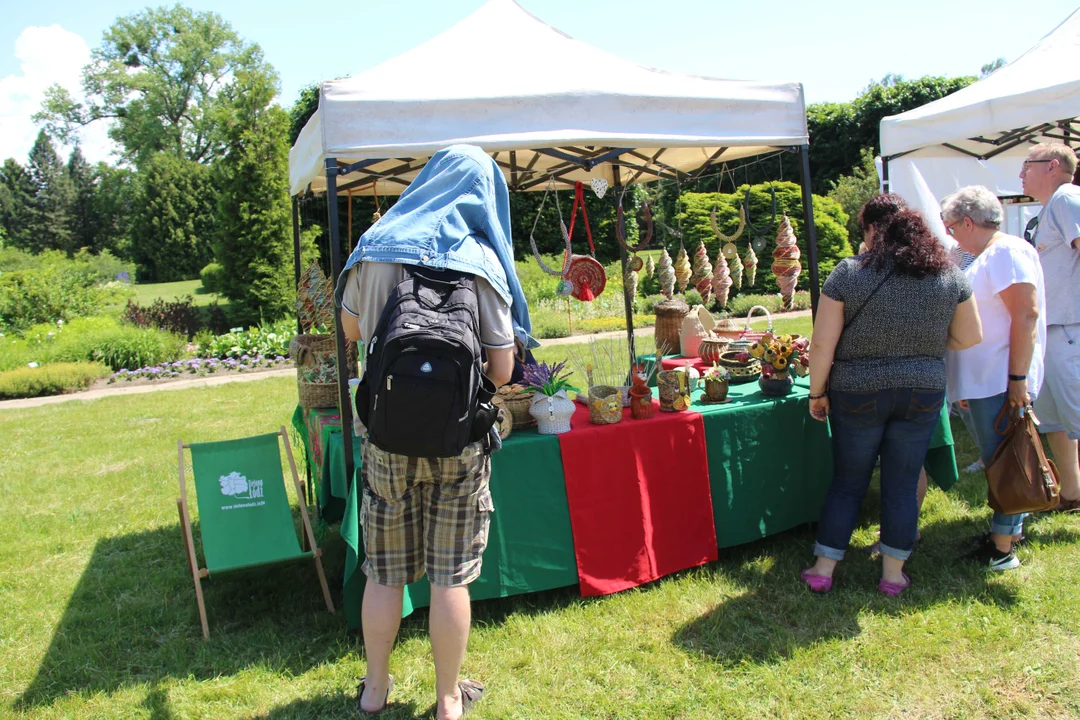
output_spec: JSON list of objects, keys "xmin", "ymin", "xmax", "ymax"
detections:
[
  {"xmin": 1033, "ymin": 182, "xmax": 1080, "ymax": 326},
  {"xmin": 822, "ymin": 257, "xmax": 972, "ymax": 392}
]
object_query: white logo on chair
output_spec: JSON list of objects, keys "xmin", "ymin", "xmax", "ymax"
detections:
[
  {"xmin": 421, "ymin": 362, "xmax": 433, "ymax": 373},
  {"xmin": 219, "ymin": 471, "xmax": 264, "ymax": 503}
]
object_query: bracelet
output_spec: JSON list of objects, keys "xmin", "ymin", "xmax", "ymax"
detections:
[
  {"xmin": 1008, "ymin": 374, "xmax": 1027, "ymax": 381},
  {"xmin": 808, "ymin": 392, "xmax": 827, "ymax": 400}
]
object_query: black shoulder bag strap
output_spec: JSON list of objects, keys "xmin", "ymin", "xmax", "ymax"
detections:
[{"xmin": 844, "ymin": 267, "xmax": 895, "ymax": 330}]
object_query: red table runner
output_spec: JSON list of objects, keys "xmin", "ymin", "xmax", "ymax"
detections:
[
  {"xmin": 660, "ymin": 356, "xmax": 712, "ymax": 374},
  {"xmin": 557, "ymin": 399, "xmax": 718, "ymax": 596}
]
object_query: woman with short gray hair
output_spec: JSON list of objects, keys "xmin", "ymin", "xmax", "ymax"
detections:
[{"xmin": 942, "ymin": 185, "xmax": 1047, "ymax": 572}]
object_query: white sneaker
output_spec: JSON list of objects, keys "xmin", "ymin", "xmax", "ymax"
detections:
[{"xmin": 963, "ymin": 458, "xmax": 985, "ymax": 474}]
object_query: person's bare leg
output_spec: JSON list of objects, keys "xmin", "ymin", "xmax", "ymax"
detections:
[
  {"xmin": 360, "ymin": 579, "xmax": 404, "ymax": 712},
  {"xmin": 430, "ymin": 584, "xmax": 471, "ymax": 720},
  {"xmin": 1047, "ymin": 431, "xmax": 1080, "ymax": 501},
  {"xmin": 805, "ymin": 557, "xmax": 838, "ymax": 579},
  {"xmin": 882, "ymin": 554, "xmax": 907, "ymax": 585}
]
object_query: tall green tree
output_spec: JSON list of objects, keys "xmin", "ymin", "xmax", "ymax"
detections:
[
  {"xmin": 215, "ymin": 61, "xmax": 312, "ymax": 321},
  {"xmin": 25, "ymin": 131, "xmax": 75, "ymax": 254},
  {"xmin": 0, "ymin": 159, "xmax": 36, "ymax": 250},
  {"xmin": 35, "ymin": 5, "xmax": 274, "ymax": 168},
  {"xmin": 67, "ymin": 146, "xmax": 99, "ymax": 252},
  {"xmin": 91, "ymin": 164, "xmax": 135, "ymax": 258},
  {"xmin": 130, "ymin": 152, "xmax": 215, "ymax": 281},
  {"xmin": 827, "ymin": 148, "xmax": 880, "ymax": 245}
]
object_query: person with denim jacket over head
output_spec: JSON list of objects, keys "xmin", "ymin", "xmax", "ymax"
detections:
[{"xmin": 338, "ymin": 145, "xmax": 527, "ymax": 719}]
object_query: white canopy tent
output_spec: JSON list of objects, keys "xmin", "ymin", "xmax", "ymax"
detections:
[
  {"xmin": 288, "ymin": 0, "xmax": 819, "ymax": 475},
  {"xmin": 879, "ymin": 8, "xmax": 1080, "ymax": 240}
]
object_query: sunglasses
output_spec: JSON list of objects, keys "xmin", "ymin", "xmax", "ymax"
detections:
[{"xmin": 1022, "ymin": 159, "xmax": 1053, "ymax": 169}]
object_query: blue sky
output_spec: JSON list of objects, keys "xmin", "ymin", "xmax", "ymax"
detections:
[{"xmin": 2, "ymin": 0, "xmax": 1077, "ymax": 164}]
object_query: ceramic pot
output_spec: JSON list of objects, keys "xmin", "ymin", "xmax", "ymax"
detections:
[
  {"xmin": 657, "ymin": 369, "xmax": 692, "ymax": 412},
  {"xmin": 529, "ymin": 390, "xmax": 576, "ymax": 434},
  {"xmin": 704, "ymin": 376, "xmax": 729, "ymax": 402},
  {"xmin": 628, "ymin": 386, "xmax": 654, "ymax": 419},
  {"xmin": 758, "ymin": 371, "xmax": 794, "ymax": 397}
]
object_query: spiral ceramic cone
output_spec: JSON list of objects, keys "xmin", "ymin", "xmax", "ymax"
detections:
[
  {"xmin": 711, "ymin": 252, "xmax": 732, "ymax": 309},
  {"xmin": 624, "ymin": 265, "xmax": 639, "ymax": 301},
  {"xmin": 771, "ymin": 214, "xmax": 802, "ymax": 310},
  {"xmin": 743, "ymin": 245, "xmax": 758, "ymax": 287},
  {"xmin": 729, "ymin": 251, "xmax": 743, "ymax": 291},
  {"xmin": 674, "ymin": 246, "xmax": 691, "ymax": 295},
  {"xmin": 645, "ymin": 254, "xmax": 655, "ymax": 279},
  {"xmin": 692, "ymin": 241, "xmax": 713, "ymax": 302},
  {"xmin": 658, "ymin": 247, "xmax": 675, "ymax": 299}
]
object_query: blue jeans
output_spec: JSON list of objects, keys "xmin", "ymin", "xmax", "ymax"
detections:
[
  {"xmin": 815, "ymin": 388, "xmax": 945, "ymax": 563},
  {"xmin": 964, "ymin": 393, "xmax": 1026, "ymax": 537}
]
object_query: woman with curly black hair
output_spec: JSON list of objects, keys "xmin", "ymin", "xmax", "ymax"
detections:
[{"xmin": 801, "ymin": 195, "xmax": 983, "ymax": 595}]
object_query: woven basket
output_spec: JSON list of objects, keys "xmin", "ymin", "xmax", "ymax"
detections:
[
  {"xmin": 297, "ymin": 378, "xmax": 339, "ymax": 409},
  {"xmin": 530, "ymin": 391, "xmax": 576, "ymax": 435},
  {"xmin": 289, "ymin": 333, "xmax": 336, "ymax": 367},
  {"xmin": 588, "ymin": 385, "xmax": 623, "ymax": 425},
  {"xmin": 740, "ymin": 305, "xmax": 774, "ymax": 343},
  {"xmin": 718, "ymin": 350, "xmax": 762, "ymax": 384},
  {"xmin": 499, "ymin": 388, "xmax": 537, "ymax": 429},
  {"xmin": 711, "ymin": 315, "xmax": 744, "ymax": 341},
  {"xmin": 654, "ymin": 298, "xmax": 689, "ymax": 356}
]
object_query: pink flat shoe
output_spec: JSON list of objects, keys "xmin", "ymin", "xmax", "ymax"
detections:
[
  {"xmin": 878, "ymin": 572, "xmax": 910, "ymax": 597},
  {"xmin": 801, "ymin": 569, "xmax": 833, "ymax": 593}
]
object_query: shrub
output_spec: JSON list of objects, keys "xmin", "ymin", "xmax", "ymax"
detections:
[
  {"xmin": 123, "ymin": 296, "xmax": 203, "ymax": 338},
  {"xmin": 1, "ymin": 317, "xmax": 122, "ymax": 371},
  {"xmin": 682, "ymin": 289, "xmax": 704, "ymax": 307},
  {"xmin": 196, "ymin": 318, "xmax": 294, "ymax": 360},
  {"xmin": 726, "ymin": 291, "xmax": 812, "ymax": 318},
  {"xmin": 91, "ymin": 326, "xmax": 186, "ymax": 371},
  {"xmin": 0, "ymin": 362, "xmax": 110, "ymax": 399},
  {"xmin": 199, "ymin": 262, "xmax": 225, "ymax": 294}
]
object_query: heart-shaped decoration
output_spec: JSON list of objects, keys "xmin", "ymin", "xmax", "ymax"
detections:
[{"xmin": 590, "ymin": 177, "xmax": 609, "ymax": 199}]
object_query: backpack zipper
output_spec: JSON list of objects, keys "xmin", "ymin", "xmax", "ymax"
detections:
[{"xmin": 386, "ymin": 375, "xmax": 393, "ymax": 391}]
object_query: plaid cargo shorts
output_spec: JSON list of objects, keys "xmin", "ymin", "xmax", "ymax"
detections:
[{"xmin": 360, "ymin": 439, "xmax": 494, "ymax": 587}]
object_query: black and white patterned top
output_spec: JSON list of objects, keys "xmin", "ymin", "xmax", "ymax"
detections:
[{"xmin": 822, "ymin": 256, "xmax": 972, "ymax": 392}]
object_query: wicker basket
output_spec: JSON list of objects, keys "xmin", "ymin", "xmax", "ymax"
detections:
[
  {"xmin": 654, "ymin": 298, "xmax": 689, "ymax": 356},
  {"xmin": 718, "ymin": 350, "xmax": 762, "ymax": 384},
  {"xmin": 498, "ymin": 387, "xmax": 537, "ymax": 429},
  {"xmin": 289, "ymin": 333, "xmax": 337, "ymax": 367},
  {"xmin": 530, "ymin": 391, "xmax": 576, "ymax": 435},
  {"xmin": 587, "ymin": 385, "xmax": 623, "ymax": 425},
  {"xmin": 740, "ymin": 305, "xmax": 774, "ymax": 343},
  {"xmin": 297, "ymin": 378, "xmax": 339, "ymax": 409},
  {"xmin": 711, "ymin": 315, "xmax": 744, "ymax": 341}
]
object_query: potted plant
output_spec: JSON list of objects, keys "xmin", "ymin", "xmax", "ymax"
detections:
[
  {"xmin": 522, "ymin": 361, "xmax": 579, "ymax": 435},
  {"xmin": 750, "ymin": 333, "xmax": 811, "ymax": 397},
  {"xmin": 702, "ymin": 363, "xmax": 730, "ymax": 402}
]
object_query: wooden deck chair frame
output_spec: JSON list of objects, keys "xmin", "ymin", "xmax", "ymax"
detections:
[{"xmin": 176, "ymin": 426, "xmax": 335, "ymax": 640}]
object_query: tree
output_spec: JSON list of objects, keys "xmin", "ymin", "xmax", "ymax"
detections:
[
  {"xmin": 0, "ymin": 159, "xmax": 36, "ymax": 250},
  {"xmin": 25, "ymin": 131, "xmax": 75, "ymax": 254},
  {"xmin": 215, "ymin": 61, "xmax": 314, "ymax": 321},
  {"xmin": 91, "ymin": 164, "xmax": 135, "ymax": 259},
  {"xmin": 67, "ymin": 146, "xmax": 98, "ymax": 252},
  {"xmin": 288, "ymin": 83, "xmax": 320, "ymax": 146},
  {"xmin": 36, "ymin": 6, "xmax": 275, "ymax": 167},
  {"xmin": 981, "ymin": 58, "xmax": 1006, "ymax": 78},
  {"xmin": 130, "ymin": 152, "xmax": 215, "ymax": 281},
  {"xmin": 827, "ymin": 148, "xmax": 880, "ymax": 245}
]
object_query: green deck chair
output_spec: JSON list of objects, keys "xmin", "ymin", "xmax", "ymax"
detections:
[{"xmin": 177, "ymin": 426, "xmax": 334, "ymax": 640}]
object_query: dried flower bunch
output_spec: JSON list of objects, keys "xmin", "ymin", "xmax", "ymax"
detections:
[{"xmin": 521, "ymin": 360, "xmax": 579, "ymax": 396}]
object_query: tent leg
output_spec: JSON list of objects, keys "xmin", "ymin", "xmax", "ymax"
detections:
[
  {"xmin": 797, "ymin": 145, "xmax": 821, "ymax": 319},
  {"xmin": 612, "ymin": 167, "xmax": 636, "ymax": 373},
  {"xmin": 293, "ymin": 196, "xmax": 303, "ymax": 337},
  {"xmin": 325, "ymin": 159, "xmax": 355, "ymax": 494}
]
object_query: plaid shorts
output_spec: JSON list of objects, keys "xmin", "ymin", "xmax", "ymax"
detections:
[{"xmin": 360, "ymin": 440, "xmax": 493, "ymax": 587}]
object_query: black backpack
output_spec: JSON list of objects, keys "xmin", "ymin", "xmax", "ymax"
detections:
[{"xmin": 354, "ymin": 266, "xmax": 497, "ymax": 458}]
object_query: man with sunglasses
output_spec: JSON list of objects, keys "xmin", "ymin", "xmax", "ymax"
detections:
[{"xmin": 1020, "ymin": 143, "xmax": 1080, "ymax": 512}]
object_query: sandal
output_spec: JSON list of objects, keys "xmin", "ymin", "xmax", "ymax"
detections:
[
  {"xmin": 800, "ymin": 568, "xmax": 833, "ymax": 593},
  {"xmin": 457, "ymin": 679, "xmax": 486, "ymax": 717},
  {"xmin": 357, "ymin": 675, "xmax": 394, "ymax": 716},
  {"xmin": 878, "ymin": 572, "xmax": 910, "ymax": 597},
  {"xmin": 1047, "ymin": 496, "xmax": 1080, "ymax": 513}
]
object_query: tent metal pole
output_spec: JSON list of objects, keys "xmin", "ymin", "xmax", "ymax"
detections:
[
  {"xmin": 881, "ymin": 155, "xmax": 891, "ymax": 193},
  {"xmin": 797, "ymin": 144, "xmax": 821, "ymax": 319},
  {"xmin": 325, "ymin": 157, "xmax": 355, "ymax": 491},
  {"xmin": 611, "ymin": 166, "xmax": 636, "ymax": 373},
  {"xmin": 292, "ymin": 196, "xmax": 303, "ymax": 336}
]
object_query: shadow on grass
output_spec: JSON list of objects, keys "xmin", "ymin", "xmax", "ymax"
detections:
[
  {"xmin": 250, "ymin": 691, "xmax": 429, "ymax": 720},
  {"xmin": 673, "ymin": 512, "xmax": 1028, "ymax": 668},
  {"xmin": 16, "ymin": 523, "xmax": 354, "ymax": 712}
]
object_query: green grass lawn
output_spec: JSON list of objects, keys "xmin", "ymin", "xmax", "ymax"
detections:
[
  {"xmin": 2, "ymin": 363, "xmax": 1079, "ymax": 717},
  {"xmin": 132, "ymin": 279, "xmax": 226, "ymax": 308}
]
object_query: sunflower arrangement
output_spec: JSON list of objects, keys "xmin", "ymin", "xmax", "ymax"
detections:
[{"xmin": 748, "ymin": 333, "xmax": 811, "ymax": 379}]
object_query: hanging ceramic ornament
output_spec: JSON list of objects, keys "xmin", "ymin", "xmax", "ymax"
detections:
[
  {"xmin": 590, "ymin": 177, "xmax": 609, "ymax": 199},
  {"xmin": 658, "ymin": 247, "xmax": 675, "ymax": 299},
  {"xmin": 674, "ymin": 245, "xmax": 692, "ymax": 295},
  {"xmin": 729, "ymin": 250, "xmax": 744, "ymax": 291},
  {"xmin": 624, "ymin": 263, "xmax": 639, "ymax": 301},
  {"xmin": 692, "ymin": 241, "xmax": 713, "ymax": 303},
  {"xmin": 771, "ymin": 214, "xmax": 802, "ymax": 310},
  {"xmin": 645, "ymin": 254, "xmax": 656, "ymax": 279},
  {"xmin": 743, "ymin": 244, "xmax": 759, "ymax": 287},
  {"xmin": 711, "ymin": 252, "xmax": 732, "ymax": 309},
  {"xmin": 751, "ymin": 235, "xmax": 769, "ymax": 253}
]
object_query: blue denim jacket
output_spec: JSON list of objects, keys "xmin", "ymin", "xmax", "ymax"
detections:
[{"xmin": 336, "ymin": 145, "xmax": 536, "ymax": 348}]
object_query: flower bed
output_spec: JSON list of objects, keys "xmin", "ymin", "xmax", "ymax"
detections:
[{"xmin": 107, "ymin": 354, "xmax": 290, "ymax": 383}]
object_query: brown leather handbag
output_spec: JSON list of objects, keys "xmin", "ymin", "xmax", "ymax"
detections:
[{"xmin": 985, "ymin": 404, "xmax": 1060, "ymax": 515}]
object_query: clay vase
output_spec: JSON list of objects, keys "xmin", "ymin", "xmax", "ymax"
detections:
[
  {"xmin": 704, "ymin": 377, "xmax": 729, "ymax": 402},
  {"xmin": 628, "ymin": 385, "xmax": 655, "ymax": 419}
]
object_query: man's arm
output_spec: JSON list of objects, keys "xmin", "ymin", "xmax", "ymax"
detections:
[
  {"xmin": 484, "ymin": 347, "xmax": 513, "ymax": 388},
  {"xmin": 340, "ymin": 309, "xmax": 362, "ymax": 343}
]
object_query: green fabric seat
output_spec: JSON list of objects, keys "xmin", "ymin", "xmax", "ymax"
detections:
[{"xmin": 177, "ymin": 428, "xmax": 334, "ymax": 639}]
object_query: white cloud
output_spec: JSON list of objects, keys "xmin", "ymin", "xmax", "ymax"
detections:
[{"xmin": 0, "ymin": 25, "xmax": 118, "ymax": 166}]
